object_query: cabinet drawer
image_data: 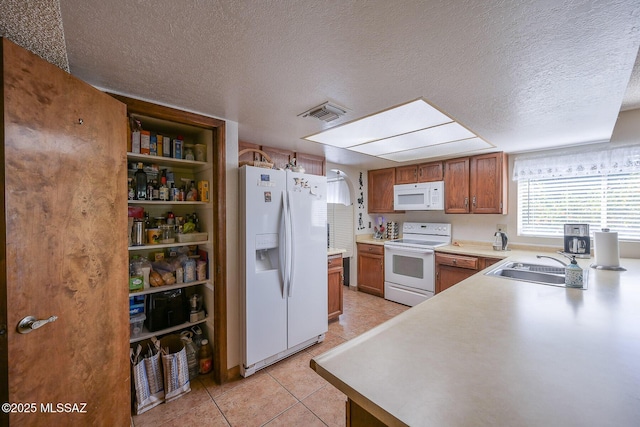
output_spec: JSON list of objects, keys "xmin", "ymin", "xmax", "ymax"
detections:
[
  {"xmin": 357, "ymin": 243, "xmax": 384, "ymax": 255},
  {"xmin": 328, "ymin": 254, "xmax": 343, "ymax": 267},
  {"xmin": 435, "ymin": 253, "xmax": 478, "ymax": 270}
]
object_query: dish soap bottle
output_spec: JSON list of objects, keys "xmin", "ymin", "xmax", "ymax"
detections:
[{"xmin": 565, "ymin": 256, "xmax": 583, "ymax": 288}]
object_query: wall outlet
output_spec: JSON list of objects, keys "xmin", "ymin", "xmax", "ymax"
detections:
[
  {"xmin": 368, "ymin": 221, "xmax": 372, "ymax": 229},
  {"xmin": 497, "ymin": 224, "xmax": 508, "ymax": 234}
]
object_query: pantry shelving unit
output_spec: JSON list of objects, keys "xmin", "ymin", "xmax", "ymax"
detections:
[{"xmin": 111, "ymin": 93, "xmax": 228, "ymax": 385}]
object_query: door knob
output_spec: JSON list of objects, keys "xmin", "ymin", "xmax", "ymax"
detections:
[{"xmin": 17, "ymin": 315, "xmax": 58, "ymax": 334}]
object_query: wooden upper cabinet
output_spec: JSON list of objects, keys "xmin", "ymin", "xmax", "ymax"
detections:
[
  {"xmin": 368, "ymin": 168, "xmax": 396, "ymax": 213},
  {"xmin": 418, "ymin": 161, "xmax": 443, "ymax": 182},
  {"xmin": 295, "ymin": 152, "xmax": 326, "ymax": 176},
  {"xmin": 470, "ymin": 152, "xmax": 508, "ymax": 214},
  {"xmin": 395, "ymin": 165, "xmax": 418, "ymax": 184},
  {"xmin": 261, "ymin": 145, "xmax": 294, "ymax": 169},
  {"xmin": 444, "ymin": 152, "xmax": 507, "ymax": 214},
  {"xmin": 397, "ymin": 162, "xmax": 443, "ymax": 184},
  {"xmin": 444, "ymin": 157, "xmax": 470, "ymax": 213}
]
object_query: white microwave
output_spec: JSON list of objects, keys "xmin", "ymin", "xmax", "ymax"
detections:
[{"xmin": 393, "ymin": 182, "xmax": 444, "ymax": 211}]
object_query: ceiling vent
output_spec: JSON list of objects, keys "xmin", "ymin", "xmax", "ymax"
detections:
[{"xmin": 298, "ymin": 102, "xmax": 348, "ymax": 122}]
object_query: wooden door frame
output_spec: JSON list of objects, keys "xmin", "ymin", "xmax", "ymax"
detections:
[{"xmin": 107, "ymin": 94, "xmax": 228, "ymax": 384}]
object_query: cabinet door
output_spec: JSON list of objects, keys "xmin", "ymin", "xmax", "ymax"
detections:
[
  {"xmin": 418, "ymin": 161, "xmax": 444, "ymax": 182},
  {"xmin": 470, "ymin": 152, "xmax": 507, "ymax": 214},
  {"xmin": 368, "ymin": 168, "xmax": 396, "ymax": 213},
  {"xmin": 357, "ymin": 252, "xmax": 384, "ymax": 297},
  {"xmin": 296, "ymin": 152, "xmax": 326, "ymax": 176},
  {"xmin": 436, "ymin": 265, "xmax": 477, "ymax": 294},
  {"xmin": 328, "ymin": 256, "xmax": 344, "ymax": 320},
  {"xmin": 444, "ymin": 157, "xmax": 470, "ymax": 213},
  {"xmin": 261, "ymin": 145, "xmax": 294, "ymax": 170},
  {"xmin": 395, "ymin": 165, "xmax": 418, "ymax": 184},
  {"xmin": 2, "ymin": 38, "xmax": 129, "ymax": 426}
]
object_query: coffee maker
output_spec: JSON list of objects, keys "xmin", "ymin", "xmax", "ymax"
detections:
[{"xmin": 563, "ymin": 224, "xmax": 590, "ymax": 258}]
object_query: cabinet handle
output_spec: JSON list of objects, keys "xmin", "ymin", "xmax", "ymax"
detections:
[
  {"xmin": 452, "ymin": 259, "xmax": 457, "ymax": 265},
  {"xmin": 464, "ymin": 197, "xmax": 468, "ymax": 207},
  {"xmin": 472, "ymin": 196, "xmax": 476, "ymax": 207},
  {"xmin": 340, "ymin": 272, "xmax": 344, "ymax": 285}
]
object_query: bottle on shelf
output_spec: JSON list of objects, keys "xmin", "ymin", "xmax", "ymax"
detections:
[
  {"xmin": 134, "ymin": 162, "xmax": 147, "ymax": 200},
  {"xmin": 159, "ymin": 177, "xmax": 169, "ymax": 201},
  {"xmin": 198, "ymin": 338, "xmax": 213, "ymax": 375},
  {"xmin": 127, "ymin": 178, "xmax": 135, "ymax": 200}
]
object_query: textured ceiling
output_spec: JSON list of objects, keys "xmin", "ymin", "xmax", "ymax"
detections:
[
  {"xmin": 0, "ymin": 0, "xmax": 69, "ymax": 71},
  {"xmin": 4, "ymin": 1, "xmax": 640, "ymax": 169}
]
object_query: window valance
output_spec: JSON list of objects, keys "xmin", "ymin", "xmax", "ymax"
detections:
[{"xmin": 513, "ymin": 144, "xmax": 640, "ymax": 181}]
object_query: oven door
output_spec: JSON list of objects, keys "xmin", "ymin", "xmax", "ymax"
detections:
[{"xmin": 384, "ymin": 245, "xmax": 435, "ymax": 292}]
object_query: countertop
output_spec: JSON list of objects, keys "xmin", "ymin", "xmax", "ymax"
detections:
[
  {"xmin": 328, "ymin": 248, "xmax": 347, "ymax": 256},
  {"xmin": 311, "ymin": 252, "xmax": 640, "ymax": 426}
]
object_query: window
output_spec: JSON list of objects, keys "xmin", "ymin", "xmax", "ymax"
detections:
[
  {"xmin": 517, "ymin": 173, "xmax": 640, "ymax": 240},
  {"xmin": 513, "ymin": 144, "xmax": 640, "ymax": 241}
]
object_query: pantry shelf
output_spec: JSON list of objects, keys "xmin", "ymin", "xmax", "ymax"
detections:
[
  {"xmin": 128, "ymin": 240, "xmax": 208, "ymax": 251},
  {"xmin": 129, "ymin": 280, "xmax": 210, "ymax": 297},
  {"xmin": 127, "ymin": 152, "xmax": 207, "ymax": 168},
  {"xmin": 130, "ymin": 317, "xmax": 208, "ymax": 344}
]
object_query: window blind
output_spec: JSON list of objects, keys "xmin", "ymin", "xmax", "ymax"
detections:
[{"xmin": 517, "ymin": 172, "xmax": 640, "ymax": 240}]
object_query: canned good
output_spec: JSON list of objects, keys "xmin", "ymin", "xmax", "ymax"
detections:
[{"xmin": 132, "ymin": 220, "xmax": 144, "ymax": 246}]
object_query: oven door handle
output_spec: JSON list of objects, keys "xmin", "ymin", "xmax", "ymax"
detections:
[{"xmin": 385, "ymin": 246, "xmax": 435, "ymax": 255}]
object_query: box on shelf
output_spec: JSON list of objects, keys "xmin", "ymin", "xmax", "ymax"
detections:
[
  {"xmin": 129, "ymin": 295, "xmax": 145, "ymax": 316},
  {"xmin": 176, "ymin": 232, "xmax": 208, "ymax": 243},
  {"xmin": 130, "ymin": 313, "xmax": 146, "ymax": 338}
]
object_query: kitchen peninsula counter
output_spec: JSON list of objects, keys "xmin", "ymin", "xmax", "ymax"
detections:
[{"xmin": 311, "ymin": 254, "xmax": 640, "ymax": 426}]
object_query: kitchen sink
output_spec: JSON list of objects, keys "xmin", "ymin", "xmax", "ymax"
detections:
[{"xmin": 485, "ymin": 261, "xmax": 587, "ymax": 288}]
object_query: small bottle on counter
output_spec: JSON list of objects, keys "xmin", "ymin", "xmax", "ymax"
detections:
[{"xmin": 565, "ymin": 256, "xmax": 583, "ymax": 288}]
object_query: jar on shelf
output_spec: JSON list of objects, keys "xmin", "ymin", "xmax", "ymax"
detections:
[
  {"xmin": 159, "ymin": 224, "xmax": 175, "ymax": 244},
  {"xmin": 183, "ymin": 257, "xmax": 196, "ymax": 283}
]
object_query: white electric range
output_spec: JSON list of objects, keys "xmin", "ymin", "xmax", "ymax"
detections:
[{"xmin": 384, "ymin": 222, "xmax": 451, "ymax": 306}]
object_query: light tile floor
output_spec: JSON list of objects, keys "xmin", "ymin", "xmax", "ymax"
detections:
[{"xmin": 132, "ymin": 287, "xmax": 409, "ymax": 427}]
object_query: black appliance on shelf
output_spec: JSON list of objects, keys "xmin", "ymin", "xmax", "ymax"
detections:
[{"xmin": 145, "ymin": 288, "xmax": 188, "ymax": 332}]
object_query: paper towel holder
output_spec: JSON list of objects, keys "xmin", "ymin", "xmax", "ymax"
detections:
[{"xmin": 590, "ymin": 228, "xmax": 626, "ymax": 271}]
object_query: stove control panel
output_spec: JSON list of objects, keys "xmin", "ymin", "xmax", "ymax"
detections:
[{"xmin": 402, "ymin": 222, "xmax": 451, "ymax": 236}]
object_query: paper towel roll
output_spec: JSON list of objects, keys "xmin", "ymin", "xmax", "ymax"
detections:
[{"xmin": 594, "ymin": 230, "xmax": 620, "ymax": 267}]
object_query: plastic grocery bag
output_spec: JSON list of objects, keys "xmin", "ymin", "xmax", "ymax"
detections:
[
  {"xmin": 160, "ymin": 334, "xmax": 191, "ymax": 402},
  {"xmin": 130, "ymin": 341, "xmax": 165, "ymax": 415}
]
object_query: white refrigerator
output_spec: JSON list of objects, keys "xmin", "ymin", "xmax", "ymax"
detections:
[{"xmin": 239, "ymin": 165, "xmax": 328, "ymax": 377}]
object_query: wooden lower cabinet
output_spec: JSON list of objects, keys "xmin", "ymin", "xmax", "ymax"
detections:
[
  {"xmin": 346, "ymin": 398, "xmax": 387, "ymax": 427},
  {"xmin": 435, "ymin": 252, "xmax": 503, "ymax": 294},
  {"xmin": 328, "ymin": 254, "xmax": 344, "ymax": 320},
  {"xmin": 357, "ymin": 243, "xmax": 385, "ymax": 297}
]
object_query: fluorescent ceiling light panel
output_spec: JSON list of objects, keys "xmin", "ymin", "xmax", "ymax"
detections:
[
  {"xmin": 349, "ymin": 122, "xmax": 476, "ymax": 156},
  {"xmin": 379, "ymin": 138, "xmax": 493, "ymax": 162},
  {"xmin": 304, "ymin": 99, "xmax": 451, "ymax": 148},
  {"xmin": 303, "ymin": 97, "xmax": 492, "ymax": 162}
]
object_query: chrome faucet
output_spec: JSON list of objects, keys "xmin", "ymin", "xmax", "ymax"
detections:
[{"xmin": 536, "ymin": 254, "xmax": 570, "ymax": 267}]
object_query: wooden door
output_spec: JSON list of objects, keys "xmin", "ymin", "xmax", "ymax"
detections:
[
  {"xmin": 470, "ymin": 152, "xmax": 507, "ymax": 214},
  {"xmin": 327, "ymin": 255, "xmax": 343, "ymax": 320},
  {"xmin": 395, "ymin": 165, "xmax": 417, "ymax": 184},
  {"xmin": 367, "ymin": 168, "xmax": 396, "ymax": 213},
  {"xmin": 1, "ymin": 38, "xmax": 129, "ymax": 426},
  {"xmin": 417, "ymin": 161, "xmax": 443, "ymax": 182},
  {"xmin": 357, "ymin": 248, "xmax": 384, "ymax": 297},
  {"xmin": 444, "ymin": 157, "xmax": 470, "ymax": 213}
]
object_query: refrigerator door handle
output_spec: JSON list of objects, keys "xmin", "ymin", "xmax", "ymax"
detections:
[
  {"xmin": 287, "ymin": 191, "xmax": 296, "ymax": 297},
  {"xmin": 279, "ymin": 191, "xmax": 289, "ymax": 298},
  {"xmin": 284, "ymin": 190, "xmax": 293, "ymax": 297}
]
